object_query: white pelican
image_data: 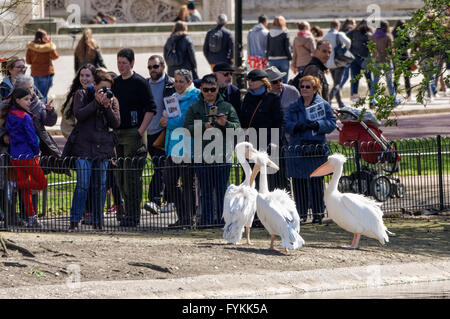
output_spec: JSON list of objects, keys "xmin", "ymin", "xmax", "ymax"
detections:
[
  {"xmin": 250, "ymin": 149, "xmax": 305, "ymax": 252},
  {"xmin": 310, "ymin": 153, "xmax": 395, "ymax": 249},
  {"xmin": 222, "ymin": 142, "xmax": 258, "ymax": 245}
]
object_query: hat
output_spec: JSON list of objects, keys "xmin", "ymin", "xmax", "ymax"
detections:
[
  {"xmin": 265, "ymin": 66, "xmax": 286, "ymax": 82},
  {"xmin": 213, "ymin": 62, "xmax": 234, "ymax": 72},
  {"xmin": 246, "ymin": 69, "xmax": 268, "ymax": 81},
  {"xmin": 187, "ymin": 2, "xmax": 195, "ymax": 10}
]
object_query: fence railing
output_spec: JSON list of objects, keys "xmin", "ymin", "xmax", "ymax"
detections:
[{"xmin": 0, "ymin": 135, "xmax": 448, "ymax": 232}]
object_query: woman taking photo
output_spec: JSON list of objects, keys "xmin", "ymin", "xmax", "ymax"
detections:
[
  {"xmin": 63, "ymin": 70, "xmax": 120, "ymax": 231},
  {"xmin": 159, "ymin": 69, "xmax": 200, "ymax": 227},
  {"xmin": 285, "ymin": 75, "xmax": 336, "ymax": 224},
  {"xmin": 26, "ymin": 29, "xmax": 59, "ymax": 103}
]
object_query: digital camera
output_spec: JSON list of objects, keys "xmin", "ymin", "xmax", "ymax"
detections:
[{"xmin": 101, "ymin": 87, "xmax": 114, "ymax": 99}]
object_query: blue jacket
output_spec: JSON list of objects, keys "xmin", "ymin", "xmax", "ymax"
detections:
[
  {"xmin": 284, "ymin": 93, "xmax": 336, "ymax": 178},
  {"xmin": 165, "ymin": 87, "xmax": 201, "ymax": 158},
  {"xmin": 6, "ymin": 106, "xmax": 40, "ymax": 159}
]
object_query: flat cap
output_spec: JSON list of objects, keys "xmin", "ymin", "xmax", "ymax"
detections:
[
  {"xmin": 213, "ymin": 62, "xmax": 234, "ymax": 72},
  {"xmin": 246, "ymin": 69, "xmax": 268, "ymax": 80}
]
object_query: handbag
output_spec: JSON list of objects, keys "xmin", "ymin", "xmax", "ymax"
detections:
[
  {"xmin": 152, "ymin": 129, "xmax": 166, "ymax": 150},
  {"xmin": 334, "ymin": 33, "xmax": 355, "ymax": 68}
]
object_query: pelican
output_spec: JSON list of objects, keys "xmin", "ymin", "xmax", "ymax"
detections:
[
  {"xmin": 250, "ymin": 149, "xmax": 305, "ymax": 252},
  {"xmin": 222, "ymin": 142, "xmax": 258, "ymax": 245},
  {"xmin": 310, "ymin": 153, "xmax": 395, "ymax": 249}
]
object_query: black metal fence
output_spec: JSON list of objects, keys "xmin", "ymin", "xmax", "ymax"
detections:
[{"xmin": 0, "ymin": 135, "xmax": 448, "ymax": 233}]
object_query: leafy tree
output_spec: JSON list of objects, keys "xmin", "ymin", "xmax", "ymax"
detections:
[{"xmin": 353, "ymin": 0, "xmax": 449, "ymax": 125}]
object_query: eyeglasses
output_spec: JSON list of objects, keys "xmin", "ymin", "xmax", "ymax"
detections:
[
  {"xmin": 271, "ymin": 79, "xmax": 282, "ymax": 85},
  {"xmin": 15, "ymin": 65, "xmax": 27, "ymax": 70},
  {"xmin": 202, "ymin": 87, "xmax": 217, "ymax": 93},
  {"xmin": 221, "ymin": 72, "xmax": 232, "ymax": 77},
  {"xmin": 148, "ymin": 64, "xmax": 161, "ymax": 70},
  {"xmin": 300, "ymin": 85, "xmax": 312, "ymax": 89}
]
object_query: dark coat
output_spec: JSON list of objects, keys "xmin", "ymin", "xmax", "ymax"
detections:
[
  {"xmin": 239, "ymin": 89, "xmax": 283, "ymax": 149},
  {"xmin": 284, "ymin": 93, "xmax": 336, "ymax": 178},
  {"xmin": 62, "ymin": 88, "xmax": 120, "ymax": 160},
  {"xmin": 203, "ymin": 25, "xmax": 234, "ymax": 65},
  {"xmin": 347, "ymin": 29, "xmax": 370, "ymax": 59},
  {"xmin": 290, "ymin": 57, "xmax": 330, "ymax": 102},
  {"xmin": 164, "ymin": 33, "xmax": 198, "ymax": 79}
]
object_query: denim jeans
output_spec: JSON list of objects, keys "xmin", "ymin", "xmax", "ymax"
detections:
[
  {"xmin": 70, "ymin": 159, "xmax": 109, "ymax": 225},
  {"xmin": 329, "ymin": 67, "xmax": 346, "ymax": 108},
  {"xmin": 350, "ymin": 56, "xmax": 371, "ymax": 96},
  {"xmin": 370, "ymin": 62, "xmax": 396, "ymax": 100},
  {"xmin": 195, "ymin": 163, "xmax": 231, "ymax": 226},
  {"xmin": 32, "ymin": 75, "xmax": 54, "ymax": 103},
  {"xmin": 269, "ymin": 59, "xmax": 290, "ymax": 83}
]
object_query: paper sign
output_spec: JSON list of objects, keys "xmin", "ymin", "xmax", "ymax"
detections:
[
  {"xmin": 305, "ymin": 102, "xmax": 326, "ymax": 121},
  {"xmin": 163, "ymin": 96, "xmax": 181, "ymax": 118}
]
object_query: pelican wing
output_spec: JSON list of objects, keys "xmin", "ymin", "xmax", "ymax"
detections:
[
  {"xmin": 257, "ymin": 191, "xmax": 304, "ymax": 249},
  {"xmin": 339, "ymin": 193, "xmax": 390, "ymax": 244},
  {"xmin": 223, "ymin": 184, "xmax": 257, "ymax": 244}
]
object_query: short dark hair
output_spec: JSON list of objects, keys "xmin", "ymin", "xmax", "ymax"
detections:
[
  {"xmin": 316, "ymin": 39, "xmax": 331, "ymax": 50},
  {"xmin": 200, "ymin": 74, "xmax": 218, "ymax": 86},
  {"xmin": 117, "ymin": 48, "xmax": 134, "ymax": 63},
  {"xmin": 258, "ymin": 15, "xmax": 267, "ymax": 24},
  {"xmin": 149, "ymin": 55, "xmax": 165, "ymax": 66}
]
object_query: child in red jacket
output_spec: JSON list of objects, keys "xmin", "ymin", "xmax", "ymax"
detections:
[{"xmin": 1, "ymin": 87, "xmax": 47, "ymax": 227}]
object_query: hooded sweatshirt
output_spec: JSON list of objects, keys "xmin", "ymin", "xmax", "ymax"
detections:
[
  {"xmin": 292, "ymin": 31, "xmax": 316, "ymax": 67},
  {"xmin": 247, "ymin": 23, "xmax": 269, "ymax": 58},
  {"xmin": 26, "ymin": 42, "xmax": 59, "ymax": 77},
  {"xmin": 267, "ymin": 27, "xmax": 292, "ymax": 60}
]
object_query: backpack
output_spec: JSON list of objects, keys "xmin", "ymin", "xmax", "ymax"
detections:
[
  {"xmin": 208, "ymin": 28, "xmax": 223, "ymax": 53},
  {"xmin": 164, "ymin": 36, "xmax": 183, "ymax": 66}
]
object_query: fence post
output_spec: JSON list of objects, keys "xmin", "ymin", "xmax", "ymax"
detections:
[
  {"xmin": 354, "ymin": 142, "xmax": 363, "ymax": 193},
  {"xmin": 437, "ymin": 135, "xmax": 444, "ymax": 211}
]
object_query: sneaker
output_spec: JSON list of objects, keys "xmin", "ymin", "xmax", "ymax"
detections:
[
  {"xmin": 144, "ymin": 202, "xmax": 160, "ymax": 215},
  {"xmin": 161, "ymin": 203, "xmax": 176, "ymax": 213},
  {"xmin": 106, "ymin": 205, "xmax": 117, "ymax": 215},
  {"xmin": 444, "ymin": 89, "xmax": 450, "ymax": 97},
  {"xmin": 28, "ymin": 215, "xmax": 41, "ymax": 228}
]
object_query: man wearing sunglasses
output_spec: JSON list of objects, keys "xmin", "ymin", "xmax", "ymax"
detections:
[
  {"xmin": 213, "ymin": 63, "xmax": 241, "ymax": 117},
  {"xmin": 184, "ymin": 74, "xmax": 241, "ymax": 227},
  {"xmin": 143, "ymin": 55, "xmax": 175, "ymax": 215}
]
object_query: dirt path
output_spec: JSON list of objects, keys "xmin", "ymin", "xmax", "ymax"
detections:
[{"xmin": 0, "ymin": 217, "xmax": 449, "ymax": 297}]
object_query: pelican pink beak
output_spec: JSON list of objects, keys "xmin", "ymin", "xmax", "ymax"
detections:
[{"xmin": 310, "ymin": 160, "xmax": 334, "ymax": 177}]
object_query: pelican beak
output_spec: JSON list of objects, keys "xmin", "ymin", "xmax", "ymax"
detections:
[
  {"xmin": 249, "ymin": 163, "xmax": 260, "ymax": 187},
  {"xmin": 310, "ymin": 160, "xmax": 334, "ymax": 177},
  {"xmin": 267, "ymin": 159, "xmax": 279, "ymax": 171}
]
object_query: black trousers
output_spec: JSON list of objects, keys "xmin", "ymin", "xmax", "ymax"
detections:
[
  {"xmin": 291, "ymin": 177, "xmax": 325, "ymax": 220},
  {"xmin": 147, "ymin": 132, "xmax": 167, "ymax": 205}
]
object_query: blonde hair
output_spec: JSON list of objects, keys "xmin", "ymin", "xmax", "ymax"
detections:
[
  {"xmin": 171, "ymin": 21, "xmax": 188, "ymax": 36},
  {"xmin": 261, "ymin": 78, "xmax": 272, "ymax": 91},
  {"xmin": 271, "ymin": 16, "xmax": 287, "ymax": 30},
  {"xmin": 177, "ymin": 5, "xmax": 189, "ymax": 21},
  {"xmin": 300, "ymin": 75, "xmax": 322, "ymax": 95},
  {"xmin": 74, "ymin": 28, "xmax": 99, "ymax": 61},
  {"xmin": 6, "ymin": 56, "xmax": 25, "ymax": 76}
]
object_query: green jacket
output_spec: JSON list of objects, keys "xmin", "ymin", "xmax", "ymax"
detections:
[{"xmin": 184, "ymin": 93, "xmax": 241, "ymax": 163}]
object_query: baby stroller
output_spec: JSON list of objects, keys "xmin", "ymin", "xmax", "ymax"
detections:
[{"xmin": 335, "ymin": 107, "xmax": 405, "ymax": 202}]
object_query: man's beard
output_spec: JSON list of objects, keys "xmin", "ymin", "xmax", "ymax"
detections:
[{"xmin": 151, "ymin": 71, "xmax": 163, "ymax": 81}]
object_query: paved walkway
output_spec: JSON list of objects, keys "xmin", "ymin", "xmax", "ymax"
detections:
[{"xmin": 0, "ymin": 260, "xmax": 448, "ymax": 298}]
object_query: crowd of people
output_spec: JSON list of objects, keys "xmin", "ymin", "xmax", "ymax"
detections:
[{"xmin": 0, "ymin": 12, "xmax": 448, "ymax": 229}]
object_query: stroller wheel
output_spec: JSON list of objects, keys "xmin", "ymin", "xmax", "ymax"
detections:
[
  {"xmin": 393, "ymin": 183, "xmax": 406, "ymax": 198},
  {"xmin": 338, "ymin": 175, "xmax": 353, "ymax": 193},
  {"xmin": 370, "ymin": 176, "xmax": 392, "ymax": 202}
]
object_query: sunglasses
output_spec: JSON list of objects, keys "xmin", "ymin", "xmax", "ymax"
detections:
[
  {"xmin": 300, "ymin": 85, "xmax": 312, "ymax": 89},
  {"xmin": 271, "ymin": 79, "xmax": 282, "ymax": 85},
  {"xmin": 202, "ymin": 87, "xmax": 217, "ymax": 93},
  {"xmin": 221, "ymin": 72, "xmax": 232, "ymax": 77},
  {"xmin": 147, "ymin": 64, "xmax": 161, "ymax": 70}
]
